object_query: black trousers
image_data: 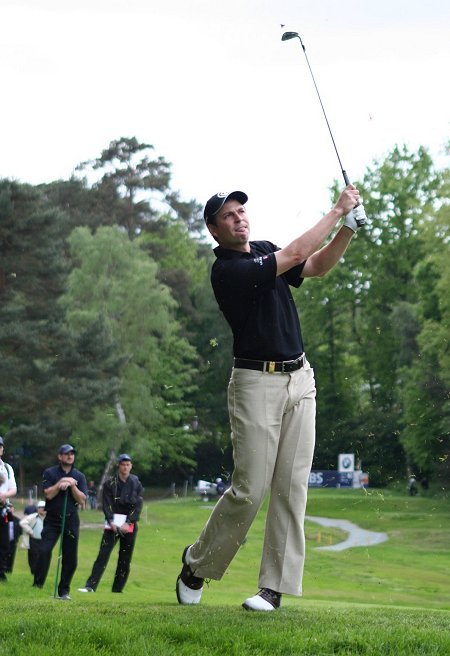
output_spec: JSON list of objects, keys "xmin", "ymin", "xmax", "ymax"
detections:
[
  {"xmin": 85, "ymin": 525, "xmax": 138, "ymax": 592},
  {"xmin": 33, "ymin": 513, "xmax": 80, "ymax": 596},
  {"xmin": 28, "ymin": 537, "xmax": 41, "ymax": 575},
  {"xmin": 0, "ymin": 514, "xmax": 11, "ymax": 578}
]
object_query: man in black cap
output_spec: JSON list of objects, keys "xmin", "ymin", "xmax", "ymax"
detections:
[
  {"xmin": 33, "ymin": 444, "xmax": 88, "ymax": 599},
  {"xmin": 78, "ymin": 454, "xmax": 143, "ymax": 594},
  {"xmin": 0, "ymin": 436, "xmax": 17, "ymax": 582},
  {"xmin": 176, "ymin": 186, "xmax": 366, "ymax": 611}
]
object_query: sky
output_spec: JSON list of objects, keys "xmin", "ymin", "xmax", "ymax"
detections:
[{"xmin": 1, "ymin": 0, "xmax": 449, "ymax": 246}]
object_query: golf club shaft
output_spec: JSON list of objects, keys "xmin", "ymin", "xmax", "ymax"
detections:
[
  {"xmin": 302, "ymin": 43, "xmax": 349, "ymax": 187},
  {"xmin": 53, "ymin": 489, "xmax": 68, "ymax": 598},
  {"xmin": 282, "ymin": 31, "xmax": 363, "ymax": 224}
]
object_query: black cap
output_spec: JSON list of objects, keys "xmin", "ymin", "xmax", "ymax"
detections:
[
  {"xmin": 117, "ymin": 453, "xmax": 132, "ymax": 463},
  {"xmin": 203, "ymin": 191, "xmax": 248, "ymax": 224},
  {"xmin": 0, "ymin": 436, "xmax": 4, "ymax": 446},
  {"xmin": 58, "ymin": 444, "xmax": 76, "ymax": 454}
]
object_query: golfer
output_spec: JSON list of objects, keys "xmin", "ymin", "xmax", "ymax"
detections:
[
  {"xmin": 33, "ymin": 444, "xmax": 88, "ymax": 600},
  {"xmin": 78, "ymin": 454, "xmax": 143, "ymax": 594},
  {"xmin": 176, "ymin": 187, "xmax": 366, "ymax": 611}
]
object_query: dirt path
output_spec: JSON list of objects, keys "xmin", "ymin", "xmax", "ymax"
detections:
[{"xmin": 306, "ymin": 515, "xmax": 389, "ymax": 551}]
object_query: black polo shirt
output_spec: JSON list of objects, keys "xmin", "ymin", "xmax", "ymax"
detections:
[
  {"xmin": 211, "ymin": 240, "xmax": 305, "ymax": 360},
  {"xmin": 42, "ymin": 464, "xmax": 88, "ymax": 516}
]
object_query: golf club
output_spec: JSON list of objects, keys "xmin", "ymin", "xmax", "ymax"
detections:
[{"xmin": 281, "ymin": 30, "xmax": 364, "ymax": 225}]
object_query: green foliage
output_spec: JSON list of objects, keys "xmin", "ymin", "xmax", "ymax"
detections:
[
  {"xmin": 76, "ymin": 136, "xmax": 186, "ymax": 239},
  {"xmin": 1, "ymin": 138, "xmax": 449, "ymax": 491},
  {"xmin": 0, "ymin": 181, "xmax": 121, "ymax": 474},
  {"xmin": 399, "ymin": 188, "xmax": 450, "ymax": 481},
  {"xmin": 61, "ymin": 226, "xmax": 199, "ymax": 475},
  {"xmin": 139, "ymin": 216, "xmax": 234, "ymax": 477},
  {"xmin": 296, "ymin": 145, "xmax": 448, "ymax": 487}
]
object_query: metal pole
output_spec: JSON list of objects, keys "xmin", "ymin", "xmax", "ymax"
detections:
[{"xmin": 53, "ymin": 489, "xmax": 68, "ymax": 599}]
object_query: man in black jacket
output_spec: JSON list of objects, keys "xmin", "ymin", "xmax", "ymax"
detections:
[{"xmin": 78, "ymin": 454, "xmax": 143, "ymax": 594}]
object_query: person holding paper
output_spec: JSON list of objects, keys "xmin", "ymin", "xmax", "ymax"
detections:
[{"xmin": 78, "ymin": 454, "xmax": 143, "ymax": 594}]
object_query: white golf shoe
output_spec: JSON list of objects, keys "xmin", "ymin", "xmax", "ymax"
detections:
[
  {"xmin": 242, "ymin": 588, "xmax": 282, "ymax": 611},
  {"xmin": 176, "ymin": 545, "xmax": 204, "ymax": 605}
]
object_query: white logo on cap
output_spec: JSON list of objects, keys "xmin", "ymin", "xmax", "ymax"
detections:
[{"xmin": 217, "ymin": 192, "xmax": 229, "ymax": 198}]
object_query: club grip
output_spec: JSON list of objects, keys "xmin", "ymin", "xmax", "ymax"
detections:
[{"xmin": 343, "ymin": 170, "xmax": 364, "ymax": 226}]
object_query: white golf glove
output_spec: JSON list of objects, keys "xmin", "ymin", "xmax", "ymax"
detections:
[{"xmin": 343, "ymin": 204, "xmax": 367, "ymax": 232}]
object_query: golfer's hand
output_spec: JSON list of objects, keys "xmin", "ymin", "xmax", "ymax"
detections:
[
  {"xmin": 343, "ymin": 204, "xmax": 367, "ymax": 232},
  {"xmin": 119, "ymin": 522, "xmax": 130, "ymax": 535},
  {"xmin": 335, "ymin": 185, "xmax": 360, "ymax": 216}
]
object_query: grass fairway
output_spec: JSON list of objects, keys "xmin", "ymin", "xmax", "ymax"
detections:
[{"xmin": 2, "ymin": 488, "xmax": 450, "ymax": 655}]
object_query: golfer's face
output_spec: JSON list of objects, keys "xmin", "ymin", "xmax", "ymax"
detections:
[{"xmin": 208, "ymin": 199, "xmax": 250, "ymax": 250}]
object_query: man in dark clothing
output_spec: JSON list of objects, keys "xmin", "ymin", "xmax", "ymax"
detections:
[
  {"xmin": 5, "ymin": 507, "xmax": 21, "ymax": 573},
  {"xmin": 176, "ymin": 186, "xmax": 366, "ymax": 611},
  {"xmin": 33, "ymin": 444, "xmax": 88, "ymax": 599},
  {"xmin": 87, "ymin": 481, "xmax": 98, "ymax": 510},
  {"xmin": 78, "ymin": 454, "xmax": 143, "ymax": 594}
]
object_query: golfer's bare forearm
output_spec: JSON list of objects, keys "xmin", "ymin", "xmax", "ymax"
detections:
[
  {"xmin": 301, "ymin": 226, "xmax": 354, "ymax": 277},
  {"xmin": 276, "ymin": 207, "xmax": 344, "ymax": 275}
]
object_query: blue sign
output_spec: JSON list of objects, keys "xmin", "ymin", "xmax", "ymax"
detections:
[
  {"xmin": 338, "ymin": 472, "xmax": 354, "ymax": 488},
  {"xmin": 308, "ymin": 470, "xmax": 340, "ymax": 488}
]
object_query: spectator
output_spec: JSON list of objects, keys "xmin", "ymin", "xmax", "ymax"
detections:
[
  {"xmin": 0, "ymin": 436, "xmax": 17, "ymax": 582},
  {"xmin": 5, "ymin": 506, "xmax": 21, "ymax": 573},
  {"xmin": 215, "ymin": 478, "xmax": 226, "ymax": 496},
  {"xmin": 20, "ymin": 501, "xmax": 47, "ymax": 575},
  {"xmin": 87, "ymin": 481, "xmax": 98, "ymax": 510},
  {"xmin": 24, "ymin": 502, "xmax": 38, "ymax": 516},
  {"xmin": 408, "ymin": 476, "xmax": 418, "ymax": 496},
  {"xmin": 33, "ymin": 444, "xmax": 87, "ymax": 600},
  {"xmin": 78, "ymin": 454, "xmax": 143, "ymax": 594}
]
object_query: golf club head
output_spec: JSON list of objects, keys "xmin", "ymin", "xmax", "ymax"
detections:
[{"xmin": 281, "ymin": 31, "xmax": 300, "ymax": 41}]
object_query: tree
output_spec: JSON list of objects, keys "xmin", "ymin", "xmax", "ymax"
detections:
[
  {"xmin": 75, "ymin": 137, "xmax": 204, "ymax": 239},
  {"xmin": 61, "ymin": 226, "xmax": 200, "ymax": 476},
  {"xmin": 399, "ymin": 158, "xmax": 450, "ymax": 486},
  {"xmin": 294, "ymin": 145, "xmax": 444, "ymax": 485},
  {"xmin": 0, "ymin": 180, "xmax": 122, "ymax": 479}
]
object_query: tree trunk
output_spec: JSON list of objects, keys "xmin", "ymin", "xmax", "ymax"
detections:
[{"xmin": 98, "ymin": 399, "xmax": 126, "ymax": 502}]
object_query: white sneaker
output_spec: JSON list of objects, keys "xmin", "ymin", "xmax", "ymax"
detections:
[
  {"xmin": 176, "ymin": 546, "xmax": 204, "ymax": 605},
  {"xmin": 242, "ymin": 588, "xmax": 282, "ymax": 611},
  {"xmin": 77, "ymin": 587, "xmax": 94, "ymax": 593}
]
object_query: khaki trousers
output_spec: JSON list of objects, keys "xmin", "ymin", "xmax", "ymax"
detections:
[{"xmin": 189, "ymin": 361, "xmax": 316, "ymax": 595}]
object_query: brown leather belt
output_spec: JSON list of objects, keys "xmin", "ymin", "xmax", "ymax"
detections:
[{"xmin": 233, "ymin": 354, "xmax": 305, "ymax": 374}]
